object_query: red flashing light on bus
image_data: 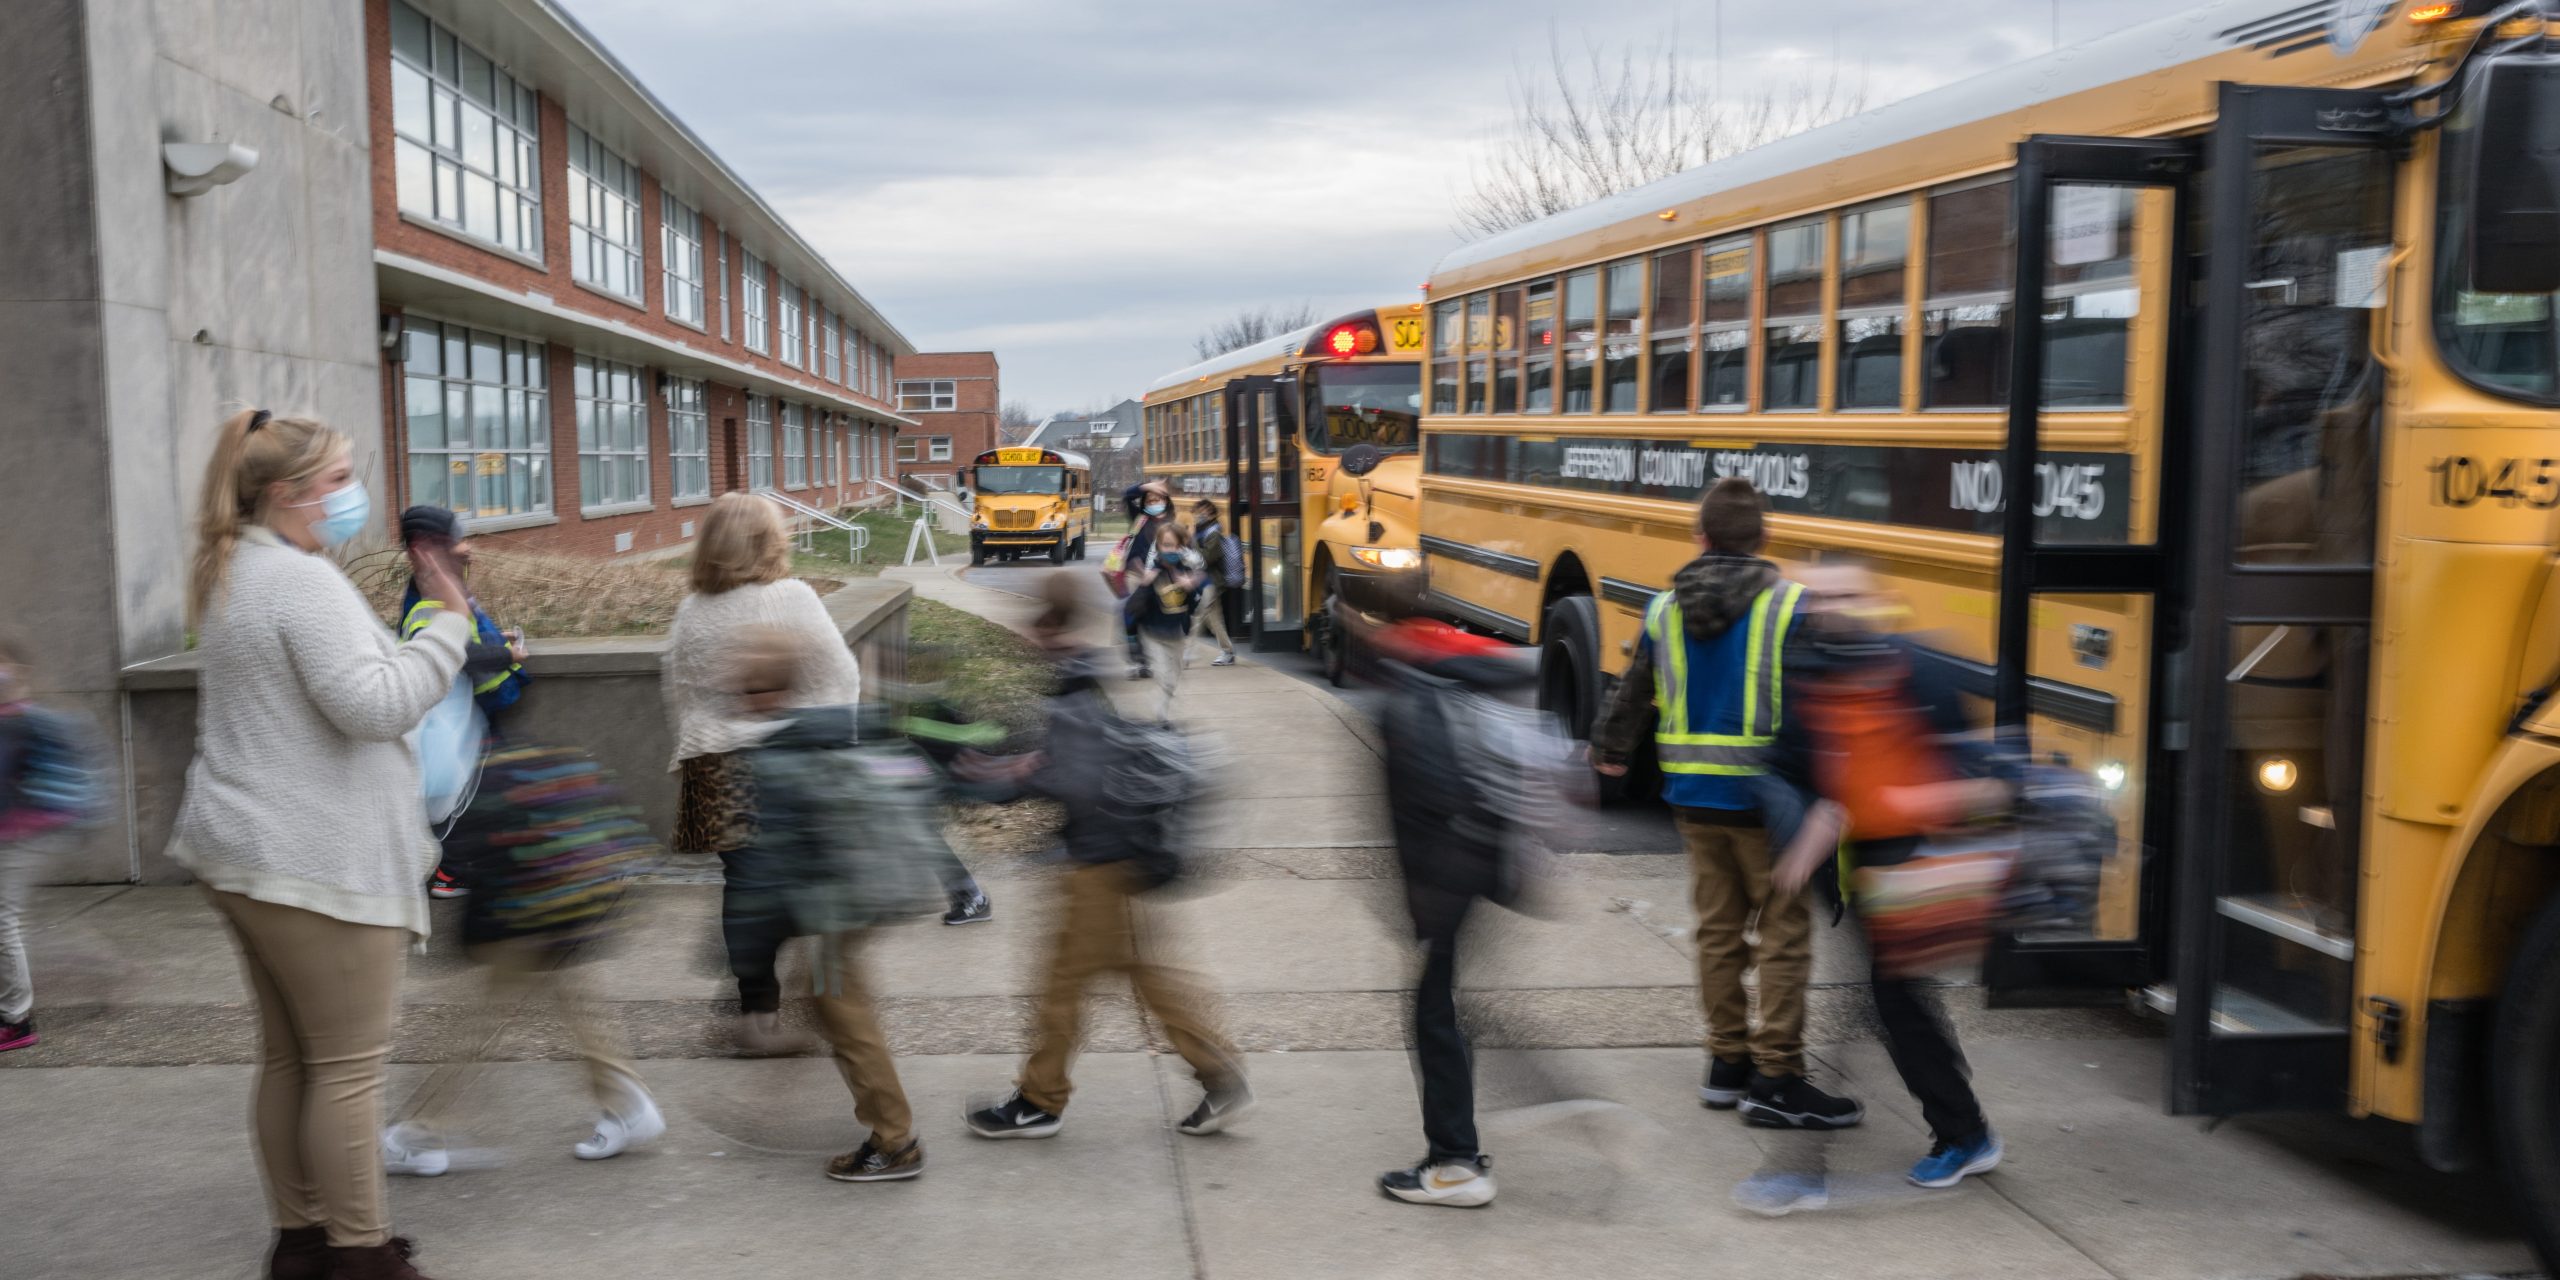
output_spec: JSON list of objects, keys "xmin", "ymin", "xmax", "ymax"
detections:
[{"xmin": 1323, "ymin": 323, "xmax": 1380, "ymax": 358}]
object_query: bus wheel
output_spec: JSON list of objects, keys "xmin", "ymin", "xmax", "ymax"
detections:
[
  {"xmin": 1048, "ymin": 539, "xmax": 1068, "ymax": 565},
  {"xmin": 2496, "ymin": 888, "xmax": 2560, "ymax": 1273},
  {"xmin": 1071, "ymin": 536, "xmax": 1087, "ymax": 560},
  {"xmin": 969, "ymin": 542, "xmax": 986, "ymax": 567},
  {"xmin": 1540, "ymin": 594, "xmax": 1632, "ymax": 805},
  {"xmin": 1316, "ymin": 570, "xmax": 1349, "ymax": 687}
]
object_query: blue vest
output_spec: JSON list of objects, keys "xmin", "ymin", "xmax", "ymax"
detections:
[{"xmin": 1644, "ymin": 581, "xmax": 1802, "ymax": 811}]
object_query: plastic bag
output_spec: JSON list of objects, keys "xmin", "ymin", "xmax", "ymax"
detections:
[
  {"xmin": 410, "ymin": 676, "xmax": 488, "ymax": 825},
  {"xmin": 1101, "ymin": 535, "xmax": 1136, "ymax": 598}
]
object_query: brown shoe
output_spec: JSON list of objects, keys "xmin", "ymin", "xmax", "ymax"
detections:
[
  {"xmin": 269, "ymin": 1227, "xmax": 330, "ymax": 1280},
  {"xmin": 329, "ymin": 1237, "xmax": 432, "ymax": 1279},
  {"xmin": 825, "ymin": 1137, "xmax": 924, "ymax": 1182},
  {"xmin": 734, "ymin": 1011, "xmax": 815, "ymax": 1057}
]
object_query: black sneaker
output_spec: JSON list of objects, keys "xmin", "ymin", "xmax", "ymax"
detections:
[
  {"xmin": 1175, "ymin": 1082, "xmax": 1256, "ymax": 1135},
  {"xmin": 825, "ymin": 1137, "xmax": 924, "ymax": 1182},
  {"xmin": 1739, "ymin": 1074, "xmax": 1865, "ymax": 1130},
  {"xmin": 966, "ymin": 1093, "xmax": 1063, "ymax": 1139},
  {"xmin": 427, "ymin": 868, "xmax": 466, "ymax": 899},
  {"xmin": 1700, "ymin": 1056, "xmax": 1755, "ymax": 1110},
  {"xmin": 942, "ymin": 887, "xmax": 993, "ymax": 926},
  {"xmin": 1379, "ymin": 1154, "xmax": 1495, "ymax": 1207}
]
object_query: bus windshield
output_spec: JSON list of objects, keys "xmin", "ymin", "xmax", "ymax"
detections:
[
  {"xmin": 1305, "ymin": 363, "xmax": 1421, "ymax": 455},
  {"xmin": 2436, "ymin": 88, "xmax": 2560, "ymax": 404},
  {"xmin": 974, "ymin": 465, "xmax": 1065, "ymax": 495}
]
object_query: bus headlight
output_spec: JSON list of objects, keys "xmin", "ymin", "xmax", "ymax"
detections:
[
  {"xmin": 2256, "ymin": 756, "xmax": 2299, "ymax": 794},
  {"xmin": 1039, "ymin": 518, "xmax": 1061, "ymax": 530},
  {"xmin": 1349, "ymin": 546, "xmax": 1421, "ymax": 571},
  {"xmin": 2095, "ymin": 761, "xmax": 2126, "ymax": 792}
]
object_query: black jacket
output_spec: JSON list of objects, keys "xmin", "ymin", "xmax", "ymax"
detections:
[{"xmin": 1381, "ymin": 654, "xmax": 1538, "ymax": 939}]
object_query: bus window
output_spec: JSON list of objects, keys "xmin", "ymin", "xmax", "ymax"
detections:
[
  {"xmin": 1765, "ymin": 218, "xmax": 1825, "ymax": 410},
  {"xmin": 1304, "ymin": 363, "xmax": 1421, "ymax": 454},
  {"xmin": 1494, "ymin": 288, "xmax": 1522, "ymax": 413},
  {"xmin": 1925, "ymin": 177, "xmax": 2013, "ymax": 409},
  {"xmin": 1431, "ymin": 299, "xmax": 1461, "ymax": 414},
  {"xmin": 1651, "ymin": 245, "xmax": 1696, "ymax": 413},
  {"xmin": 1465, "ymin": 293, "xmax": 1492, "ymax": 415},
  {"xmin": 2436, "ymin": 88, "xmax": 2560, "ymax": 400},
  {"xmin": 1702, "ymin": 236, "xmax": 1752, "ymax": 409},
  {"xmin": 1838, "ymin": 199, "xmax": 1910, "ymax": 410},
  {"xmin": 975, "ymin": 464, "xmax": 1065, "ymax": 495},
  {"xmin": 1524, "ymin": 280, "xmax": 1557, "ymax": 412},
  {"xmin": 2043, "ymin": 185, "xmax": 2137, "ymax": 408},
  {"xmin": 1562, "ymin": 269, "xmax": 1599, "ymax": 412},
  {"xmin": 1604, "ymin": 258, "xmax": 1644, "ymax": 412}
]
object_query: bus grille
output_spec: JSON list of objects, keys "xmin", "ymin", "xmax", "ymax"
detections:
[{"xmin": 994, "ymin": 510, "xmax": 1035, "ymax": 530}]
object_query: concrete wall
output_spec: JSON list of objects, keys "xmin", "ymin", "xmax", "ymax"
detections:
[
  {"xmin": 116, "ymin": 580, "xmax": 909, "ymax": 885},
  {"xmin": 0, "ymin": 0, "xmax": 384, "ymax": 882}
]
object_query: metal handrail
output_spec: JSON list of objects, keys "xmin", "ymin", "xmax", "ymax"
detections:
[{"xmin": 757, "ymin": 488, "xmax": 869, "ymax": 558}]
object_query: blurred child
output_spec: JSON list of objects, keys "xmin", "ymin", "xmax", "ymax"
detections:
[
  {"xmin": 1768, "ymin": 563, "xmax": 2010, "ymax": 1190},
  {"xmin": 874, "ymin": 644, "xmax": 998, "ymax": 925},
  {"xmin": 1130, "ymin": 521, "xmax": 1205, "ymax": 720},
  {"xmin": 1188, "ymin": 500, "xmax": 1240, "ymax": 667},
  {"xmin": 380, "ymin": 743, "xmax": 662, "ymax": 1175},
  {"xmin": 729, "ymin": 627, "xmax": 949, "ymax": 1182},
  {"xmin": 0, "ymin": 632, "xmax": 101, "ymax": 1053},
  {"xmin": 399, "ymin": 505, "xmax": 529, "ymax": 899},
  {"xmin": 962, "ymin": 575, "xmax": 1252, "ymax": 1142}
]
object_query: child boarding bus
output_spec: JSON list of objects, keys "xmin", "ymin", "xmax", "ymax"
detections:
[
  {"xmin": 965, "ymin": 446, "xmax": 1093, "ymax": 565},
  {"xmin": 1412, "ymin": 0, "xmax": 2560, "ymax": 1259},
  {"xmin": 1142, "ymin": 304, "xmax": 1428, "ymax": 682}
]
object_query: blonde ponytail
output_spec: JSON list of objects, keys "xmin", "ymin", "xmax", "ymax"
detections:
[{"xmin": 188, "ymin": 409, "xmax": 349, "ymax": 627}]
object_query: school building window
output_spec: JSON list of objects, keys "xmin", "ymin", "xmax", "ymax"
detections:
[
  {"xmin": 388, "ymin": 0, "xmax": 542, "ymax": 259},
  {"xmin": 715, "ymin": 234, "xmax": 731, "ymax": 341},
  {"xmin": 746, "ymin": 395, "xmax": 774, "ymax": 489},
  {"xmin": 567, "ymin": 126, "xmax": 642, "ymax": 302},
  {"xmin": 895, "ymin": 435, "xmax": 920, "ymax": 463},
  {"xmin": 779, "ymin": 280, "xmax": 805, "ymax": 368},
  {"xmin": 823, "ymin": 309, "xmax": 841, "ymax": 383},
  {"xmin": 782, "ymin": 402, "xmax": 807, "ymax": 487},
  {"xmin": 574, "ymin": 354, "xmax": 649, "ymax": 509},
  {"xmin": 928, "ymin": 436, "xmax": 953, "ymax": 462},
  {"xmin": 661, "ymin": 193, "xmax": 705, "ymax": 327},
  {"xmin": 401, "ymin": 318, "xmax": 549, "ymax": 519},
  {"xmin": 668, "ymin": 377, "xmax": 709, "ymax": 501},
  {"xmin": 741, "ymin": 251, "xmax": 769, "ymax": 354},
  {"xmin": 898, "ymin": 379, "xmax": 956, "ymax": 412}
]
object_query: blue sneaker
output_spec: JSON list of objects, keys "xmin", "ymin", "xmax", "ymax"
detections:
[{"xmin": 1908, "ymin": 1130, "xmax": 2002, "ymax": 1188}]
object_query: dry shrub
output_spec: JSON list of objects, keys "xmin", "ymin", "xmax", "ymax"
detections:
[{"xmin": 349, "ymin": 546, "xmax": 695, "ymax": 638}]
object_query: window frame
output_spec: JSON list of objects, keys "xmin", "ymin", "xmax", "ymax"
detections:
[
  {"xmin": 782, "ymin": 401, "xmax": 808, "ymax": 488},
  {"xmin": 566, "ymin": 125, "xmax": 643, "ymax": 303},
  {"xmin": 667, "ymin": 376, "xmax": 710, "ymax": 501},
  {"xmin": 400, "ymin": 316, "xmax": 552, "ymax": 521},
  {"xmin": 660, "ymin": 191, "xmax": 705, "ymax": 328},
  {"xmin": 929, "ymin": 436, "xmax": 954, "ymax": 462},
  {"xmin": 1761, "ymin": 216, "xmax": 1829, "ymax": 413},
  {"xmin": 1834, "ymin": 197, "xmax": 1913, "ymax": 412},
  {"xmin": 387, "ymin": 1, "xmax": 544, "ymax": 260},
  {"xmin": 573, "ymin": 352, "xmax": 650, "ymax": 512},
  {"xmin": 897, "ymin": 379, "xmax": 958, "ymax": 412},
  {"xmin": 778, "ymin": 279, "xmax": 806, "ymax": 369},
  {"xmin": 746, "ymin": 394, "xmax": 775, "ymax": 490},
  {"xmin": 741, "ymin": 251, "xmax": 770, "ymax": 355}
]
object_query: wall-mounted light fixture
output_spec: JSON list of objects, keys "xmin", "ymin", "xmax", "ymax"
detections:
[
  {"xmin": 378, "ymin": 313, "xmax": 406, "ymax": 357},
  {"xmin": 164, "ymin": 142, "xmax": 260, "ymax": 197}
]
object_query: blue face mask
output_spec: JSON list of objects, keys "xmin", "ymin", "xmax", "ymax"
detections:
[
  {"xmin": 290, "ymin": 482, "xmax": 372, "ymax": 547},
  {"xmin": 1143, "ymin": 502, "xmax": 1168, "ymax": 517}
]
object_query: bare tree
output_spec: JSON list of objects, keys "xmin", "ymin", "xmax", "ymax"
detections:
[
  {"xmin": 1456, "ymin": 29, "xmax": 1867, "ymax": 239},
  {"xmin": 998, "ymin": 399, "xmax": 1041, "ymax": 443},
  {"xmin": 1192, "ymin": 302, "xmax": 1321, "ymax": 362}
]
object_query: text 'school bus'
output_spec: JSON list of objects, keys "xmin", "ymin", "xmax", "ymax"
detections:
[
  {"xmin": 964, "ymin": 447, "xmax": 1093, "ymax": 565},
  {"xmin": 1412, "ymin": 0, "xmax": 2560, "ymax": 1259},
  {"xmin": 1141, "ymin": 304, "xmax": 1428, "ymax": 682}
]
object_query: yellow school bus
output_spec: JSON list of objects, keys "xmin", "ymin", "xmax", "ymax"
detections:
[
  {"xmin": 965, "ymin": 446, "xmax": 1092, "ymax": 565},
  {"xmin": 1142, "ymin": 304, "xmax": 1429, "ymax": 680},
  {"xmin": 1415, "ymin": 0, "xmax": 2560, "ymax": 1257}
]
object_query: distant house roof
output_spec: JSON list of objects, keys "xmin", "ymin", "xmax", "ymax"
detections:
[{"xmin": 1024, "ymin": 398, "xmax": 1141, "ymax": 448}]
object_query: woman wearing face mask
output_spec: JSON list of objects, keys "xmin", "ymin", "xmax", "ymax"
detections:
[
  {"xmin": 171, "ymin": 409, "xmax": 473, "ymax": 1280},
  {"xmin": 1117, "ymin": 482, "xmax": 1175, "ymax": 679}
]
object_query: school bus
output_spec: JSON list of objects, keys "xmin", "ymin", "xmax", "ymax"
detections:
[
  {"xmin": 964, "ymin": 446, "xmax": 1092, "ymax": 565},
  {"xmin": 1142, "ymin": 304, "xmax": 1429, "ymax": 680},
  {"xmin": 1414, "ymin": 0, "xmax": 2560, "ymax": 1256}
]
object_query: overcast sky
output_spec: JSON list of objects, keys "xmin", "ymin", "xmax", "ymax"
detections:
[{"xmin": 562, "ymin": 0, "xmax": 2173, "ymax": 415}]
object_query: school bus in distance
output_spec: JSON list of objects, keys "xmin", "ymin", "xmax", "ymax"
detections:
[
  {"xmin": 964, "ymin": 446, "xmax": 1092, "ymax": 565},
  {"xmin": 1414, "ymin": 0, "xmax": 2560, "ymax": 1257},
  {"xmin": 1142, "ymin": 304, "xmax": 1428, "ymax": 681}
]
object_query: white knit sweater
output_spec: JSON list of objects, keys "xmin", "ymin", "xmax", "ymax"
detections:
[
  {"xmin": 168, "ymin": 527, "xmax": 469, "ymax": 937},
  {"xmin": 662, "ymin": 579, "xmax": 861, "ymax": 768}
]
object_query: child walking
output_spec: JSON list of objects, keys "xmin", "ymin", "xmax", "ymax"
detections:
[
  {"xmin": 0, "ymin": 632, "xmax": 101, "ymax": 1053},
  {"xmin": 1130, "ymin": 521, "xmax": 1207, "ymax": 720}
]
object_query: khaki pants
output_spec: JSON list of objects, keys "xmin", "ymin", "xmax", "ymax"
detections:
[
  {"xmin": 398, "ymin": 939, "xmax": 645, "ymax": 1135},
  {"xmin": 811, "ymin": 928, "xmax": 914, "ymax": 1149},
  {"xmin": 1678, "ymin": 812, "xmax": 1811, "ymax": 1078},
  {"xmin": 208, "ymin": 890, "xmax": 409, "ymax": 1249},
  {"xmin": 1019, "ymin": 863, "xmax": 1241, "ymax": 1114}
]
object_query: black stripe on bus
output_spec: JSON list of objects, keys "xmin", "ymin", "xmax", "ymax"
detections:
[
  {"xmin": 1909, "ymin": 645, "xmax": 2120, "ymax": 735},
  {"xmin": 1420, "ymin": 535, "xmax": 1540, "ymax": 581},
  {"xmin": 1421, "ymin": 590, "xmax": 1532, "ymax": 642},
  {"xmin": 1599, "ymin": 577, "xmax": 1659, "ymax": 611}
]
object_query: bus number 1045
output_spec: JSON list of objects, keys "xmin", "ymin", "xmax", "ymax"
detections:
[{"xmin": 2428, "ymin": 456, "xmax": 2560, "ymax": 509}]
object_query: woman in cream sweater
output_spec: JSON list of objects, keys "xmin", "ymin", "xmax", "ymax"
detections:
[
  {"xmin": 172, "ymin": 409, "xmax": 471, "ymax": 1280},
  {"xmin": 663, "ymin": 492, "xmax": 858, "ymax": 1055}
]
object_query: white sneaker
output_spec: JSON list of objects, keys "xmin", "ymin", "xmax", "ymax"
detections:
[
  {"xmin": 381, "ymin": 1122, "xmax": 450, "ymax": 1177},
  {"xmin": 1379, "ymin": 1157, "xmax": 1496, "ymax": 1207},
  {"xmin": 574, "ymin": 1089, "xmax": 666, "ymax": 1161}
]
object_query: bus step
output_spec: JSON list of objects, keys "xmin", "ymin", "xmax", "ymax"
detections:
[{"xmin": 2215, "ymin": 893, "xmax": 2355, "ymax": 961}]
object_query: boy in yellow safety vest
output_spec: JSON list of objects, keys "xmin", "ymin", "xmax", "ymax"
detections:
[{"xmin": 1592, "ymin": 477, "xmax": 1861, "ymax": 1130}]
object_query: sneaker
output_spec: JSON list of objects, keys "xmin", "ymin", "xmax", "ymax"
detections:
[
  {"xmin": 0, "ymin": 1017, "xmax": 36, "ymax": 1053},
  {"xmin": 1732, "ymin": 1170, "xmax": 1832, "ymax": 1217},
  {"xmin": 1175, "ymin": 1082, "xmax": 1256, "ymax": 1135},
  {"xmin": 1210, "ymin": 653, "xmax": 1237, "ymax": 667},
  {"xmin": 1699, "ymin": 1055, "xmax": 1754, "ymax": 1109},
  {"xmin": 1127, "ymin": 664, "xmax": 1151, "ymax": 681},
  {"xmin": 574, "ymin": 1089, "xmax": 666, "ymax": 1161},
  {"xmin": 380, "ymin": 1122, "xmax": 451, "ymax": 1178},
  {"xmin": 1379, "ymin": 1155, "xmax": 1495, "ymax": 1208},
  {"xmin": 1909, "ymin": 1130, "xmax": 2003, "ymax": 1188},
  {"xmin": 966, "ymin": 1093, "xmax": 1063, "ymax": 1139},
  {"xmin": 1739, "ymin": 1074, "xmax": 1865, "ymax": 1130},
  {"xmin": 942, "ymin": 887, "xmax": 994, "ymax": 926},
  {"xmin": 825, "ymin": 1137, "xmax": 925, "ymax": 1182},
  {"xmin": 427, "ymin": 868, "xmax": 466, "ymax": 899},
  {"xmin": 734, "ymin": 1011, "xmax": 815, "ymax": 1058}
]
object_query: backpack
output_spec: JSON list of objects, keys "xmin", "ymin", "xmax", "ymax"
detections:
[
  {"xmin": 1384, "ymin": 663, "xmax": 1576, "ymax": 910},
  {"xmin": 443, "ymin": 742, "xmax": 655, "ymax": 956},
  {"xmin": 1101, "ymin": 535, "xmax": 1137, "ymax": 598},
  {"xmin": 1998, "ymin": 761, "xmax": 2114, "ymax": 934},
  {"xmin": 1219, "ymin": 534, "xmax": 1246, "ymax": 588},
  {"xmin": 1099, "ymin": 712, "xmax": 1210, "ymax": 888},
  {"xmin": 757, "ymin": 734, "xmax": 955, "ymax": 935},
  {"xmin": 0, "ymin": 705, "xmax": 105, "ymax": 830}
]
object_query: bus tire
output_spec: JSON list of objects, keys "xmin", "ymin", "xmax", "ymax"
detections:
[
  {"xmin": 1318, "ymin": 568, "xmax": 1349, "ymax": 687},
  {"xmin": 1049, "ymin": 539, "xmax": 1068, "ymax": 565},
  {"xmin": 1539, "ymin": 594, "xmax": 1632, "ymax": 805},
  {"xmin": 2495, "ymin": 887, "xmax": 2560, "ymax": 1273},
  {"xmin": 1071, "ymin": 535, "xmax": 1087, "ymax": 560}
]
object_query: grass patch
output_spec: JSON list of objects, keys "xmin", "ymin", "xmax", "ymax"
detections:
[
  {"xmin": 787, "ymin": 509, "xmax": 962, "ymax": 576},
  {"xmin": 348, "ymin": 547, "xmax": 691, "ymax": 638},
  {"xmin": 907, "ymin": 597, "xmax": 1051, "ymax": 745}
]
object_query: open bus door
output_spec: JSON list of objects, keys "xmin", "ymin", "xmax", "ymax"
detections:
[
  {"xmin": 1989, "ymin": 83, "xmax": 2398, "ymax": 1119},
  {"xmin": 1224, "ymin": 374, "xmax": 1303, "ymax": 653}
]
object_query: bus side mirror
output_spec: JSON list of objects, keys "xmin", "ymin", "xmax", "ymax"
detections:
[{"xmin": 2465, "ymin": 56, "xmax": 2560, "ymax": 295}]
